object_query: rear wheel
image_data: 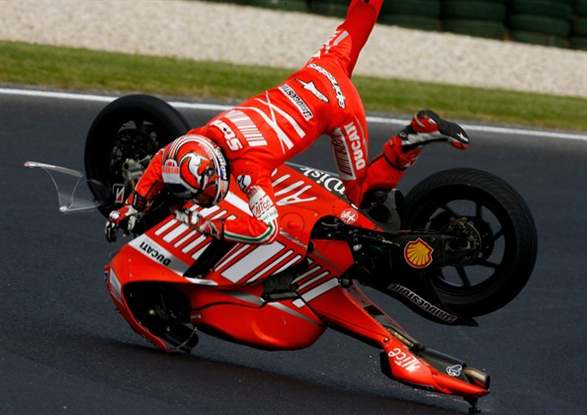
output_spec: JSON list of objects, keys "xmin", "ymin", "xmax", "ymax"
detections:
[
  {"xmin": 403, "ymin": 168, "xmax": 537, "ymax": 316},
  {"xmin": 84, "ymin": 94, "xmax": 190, "ymax": 218}
]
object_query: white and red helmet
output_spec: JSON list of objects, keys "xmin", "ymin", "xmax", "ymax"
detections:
[{"xmin": 161, "ymin": 135, "xmax": 229, "ymax": 207}]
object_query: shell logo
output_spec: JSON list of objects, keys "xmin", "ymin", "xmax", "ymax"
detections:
[{"xmin": 404, "ymin": 238, "xmax": 434, "ymax": 269}]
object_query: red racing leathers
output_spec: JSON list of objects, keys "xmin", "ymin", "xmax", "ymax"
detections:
[{"xmin": 133, "ymin": 0, "xmax": 415, "ymax": 244}]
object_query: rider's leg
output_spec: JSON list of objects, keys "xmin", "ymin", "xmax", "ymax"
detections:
[
  {"xmin": 352, "ymin": 111, "xmax": 471, "ymax": 208},
  {"xmin": 309, "ymin": 0, "xmax": 384, "ymax": 77}
]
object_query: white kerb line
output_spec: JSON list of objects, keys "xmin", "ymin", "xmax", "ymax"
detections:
[{"xmin": 2, "ymin": 87, "xmax": 587, "ymax": 142}]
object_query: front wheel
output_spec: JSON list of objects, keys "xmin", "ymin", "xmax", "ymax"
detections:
[
  {"xmin": 84, "ymin": 94, "xmax": 190, "ymax": 218},
  {"xmin": 403, "ymin": 168, "xmax": 537, "ymax": 316}
]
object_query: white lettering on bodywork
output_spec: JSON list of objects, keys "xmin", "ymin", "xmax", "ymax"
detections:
[{"xmin": 387, "ymin": 347, "xmax": 421, "ymax": 372}]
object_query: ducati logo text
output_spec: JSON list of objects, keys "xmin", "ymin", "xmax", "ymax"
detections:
[{"xmin": 139, "ymin": 241, "xmax": 172, "ymax": 266}]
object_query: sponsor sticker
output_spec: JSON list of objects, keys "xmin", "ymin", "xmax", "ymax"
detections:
[
  {"xmin": 296, "ymin": 166, "xmax": 346, "ymax": 197},
  {"xmin": 446, "ymin": 364, "xmax": 463, "ymax": 377},
  {"xmin": 138, "ymin": 240, "xmax": 172, "ymax": 266},
  {"xmin": 404, "ymin": 238, "xmax": 434, "ymax": 269},
  {"xmin": 162, "ymin": 159, "xmax": 181, "ymax": 184},
  {"xmin": 331, "ymin": 129, "xmax": 355, "ymax": 180},
  {"xmin": 249, "ymin": 185, "xmax": 279, "ymax": 222},
  {"xmin": 344, "ymin": 122, "xmax": 366, "ymax": 171},
  {"xmin": 237, "ymin": 174, "xmax": 252, "ymax": 192},
  {"xmin": 297, "ymin": 79, "xmax": 329, "ymax": 103},
  {"xmin": 308, "ymin": 63, "xmax": 346, "ymax": 108},
  {"xmin": 211, "ymin": 119, "xmax": 242, "ymax": 151},
  {"xmin": 339, "ymin": 208, "xmax": 358, "ymax": 225},
  {"xmin": 387, "ymin": 347, "xmax": 421, "ymax": 372},
  {"xmin": 387, "ymin": 283, "xmax": 458, "ymax": 323},
  {"xmin": 113, "ymin": 183, "xmax": 126, "ymax": 204},
  {"xmin": 129, "ymin": 235, "xmax": 187, "ymax": 274},
  {"xmin": 278, "ymin": 83, "xmax": 313, "ymax": 121}
]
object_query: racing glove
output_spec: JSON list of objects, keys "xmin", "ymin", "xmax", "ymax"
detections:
[
  {"xmin": 400, "ymin": 110, "xmax": 470, "ymax": 151},
  {"xmin": 105, "ymin": 192, "xmax": 146, "ymax": 242}
]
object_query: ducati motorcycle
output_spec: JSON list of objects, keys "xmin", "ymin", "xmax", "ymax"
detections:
[{"xmin": 32, "ymin": 95, "xmax": 538, "ymax": 414}]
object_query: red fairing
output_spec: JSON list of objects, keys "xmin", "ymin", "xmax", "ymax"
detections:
[
  {"xmin": 190, "ymin": 290, "xmax": 325, "ymax": 350},
  {"xmin": 107, "ymin": 160, "xmax": 489, "ymax": 403},
  {"xmin": 300, "ymin": 283, "xmax": 488, "ymax": 398}
]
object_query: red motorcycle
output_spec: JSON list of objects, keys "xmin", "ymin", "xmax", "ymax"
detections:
[{"xmin": 72, "ymin": 95, "xmax": 537, "ymax": 413}]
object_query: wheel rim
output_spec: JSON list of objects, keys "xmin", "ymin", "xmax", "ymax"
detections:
[
  {"xmin": 108, "ymin": 118, "xmax": 164, "ymax": 189},
  {"xmin": 409, "ymin": 189, "xmax": 517, "ymax": 303}
]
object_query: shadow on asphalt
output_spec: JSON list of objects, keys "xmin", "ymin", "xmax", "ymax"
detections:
[{"xmin": 88, "ymin": 335, "xmax": 469, "ymax": 415}]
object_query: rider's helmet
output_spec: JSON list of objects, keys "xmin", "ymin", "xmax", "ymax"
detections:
[{"xmin": 161, "ymin": 135, "xmax": 229, "ymax": 207}]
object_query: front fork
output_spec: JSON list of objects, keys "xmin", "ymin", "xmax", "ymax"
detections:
[{"xmin": 305, "ymin": 282, "xmax": 489, "ymax": 413}]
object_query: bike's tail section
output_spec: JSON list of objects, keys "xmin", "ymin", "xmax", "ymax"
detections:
[{"xmin": 296, "ymin": 280, "xmax": 489, "ymax": 409}]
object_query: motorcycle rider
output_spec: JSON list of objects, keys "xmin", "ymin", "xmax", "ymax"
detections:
[{"xmin": 106, "ymin": 0, "xmax": 470, "ymax": 244}]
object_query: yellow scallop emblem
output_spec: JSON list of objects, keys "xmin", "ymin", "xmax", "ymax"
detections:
[{"xmin": 404, "ymin": 238, "xmax": 434, "ymax": 269}]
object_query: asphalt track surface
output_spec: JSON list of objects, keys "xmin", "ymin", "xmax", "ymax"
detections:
[{"xmin": 1, "ymin": 92, "xmax": 586, "ymax": 415}]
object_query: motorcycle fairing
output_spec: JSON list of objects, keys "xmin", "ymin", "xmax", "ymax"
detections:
[
  {"xmin": 120, "ymin": 164, "xmax": 374, "ymax": 288},
  {"xmin": 301, "ymin": 282, "xmax": 489, "ymax": 398},
  {"xmin": 107, "ymin": 163, "xmax": 481, "ymax": 354},
  {"xmin": 103, "ymin": 162, "xmax": 490, "ymax": 405},
  {"xmin": 190, "ymin": 291, "xmax": 326, "ymax": 350},
  {"xmin": 106, "ymin": 165, "xmax": 365, "ymax": 348}
]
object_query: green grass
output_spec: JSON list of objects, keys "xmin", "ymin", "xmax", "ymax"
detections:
[{"xmin": 1, "ymin": 40, "xmax": 586, "ymax": 131}]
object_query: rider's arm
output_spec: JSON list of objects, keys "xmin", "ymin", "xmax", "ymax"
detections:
[
  {"xmin": 132, "ymin": 148, "xmax": 166, "ymax": 207},
  {"xmin": 200, "ymin": 168, "xmax": 280, "ymax": 244}
]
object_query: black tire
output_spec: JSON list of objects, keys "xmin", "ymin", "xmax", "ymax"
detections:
[
  {"xmin": 379, "ymin": 14, "xmax": 440, "ymax": 31},
  {"xmin": 382, "ymin": 0, "xmax": 440, "ymax": 17},
  {"xmin": 442, "ymin": 1, "xmax": 507, "ymax": 21},
  {"xmin": 403, "ymin": 168, "xmax": 537, "ymax": 316},
  {"xmin": 443, "ymin": 19, "xmax": 507, "ymax": 39},
  {"xmin": 509, "ymin": 0, "xmax": 573, "ymax": 20},
  {"xmin": 84, "ymin": 94, "xmax": 190, "ymax": 218},
  {"xmin": 508, "ymin": 14, "xmax": 571, "ymax": 37},
  {"xmin": 510, "ymin": 30, "xmax": 568, "ymax": 47}
]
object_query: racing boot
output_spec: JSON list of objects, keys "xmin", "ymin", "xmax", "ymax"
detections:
[
  {"xmin": 382, "ymin": 110, "xmax": 470, "ymax": 170},
  {"xmin": 360, "ymin": 111, "xmax": 470, "ymax": 211},
  {"xmin": 400, "ymin": 110, "xmax": 470, "ymax": 151}
]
